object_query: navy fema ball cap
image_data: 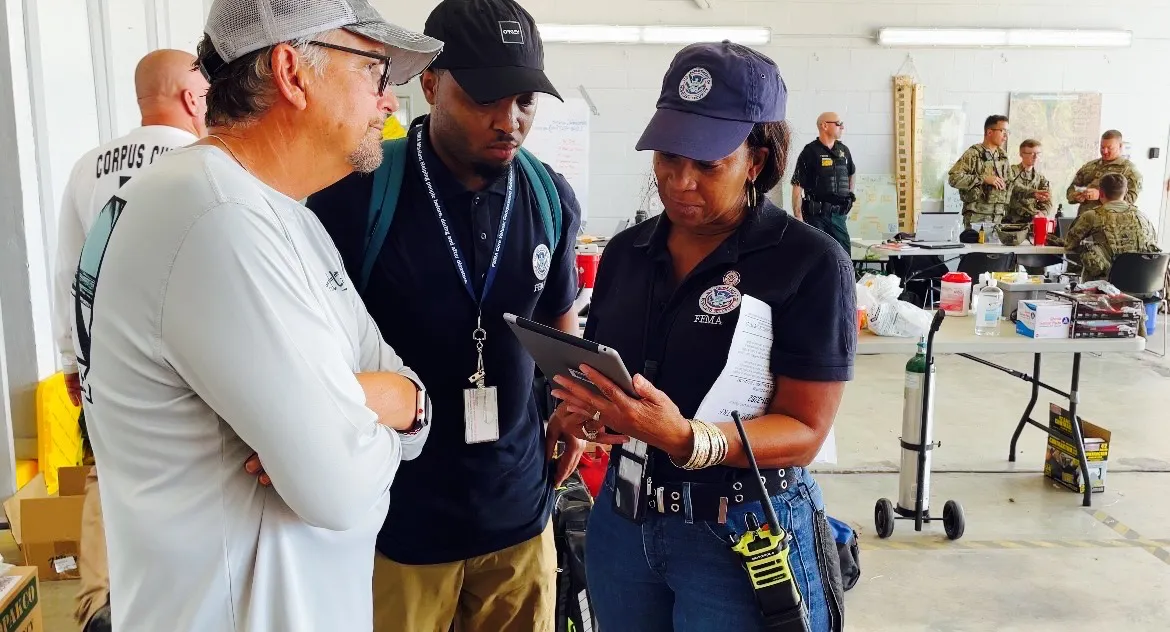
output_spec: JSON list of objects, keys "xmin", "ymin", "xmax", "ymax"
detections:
[{"xmin": 636, "ymin": 41, "xmax": 787, "ymax": 162}]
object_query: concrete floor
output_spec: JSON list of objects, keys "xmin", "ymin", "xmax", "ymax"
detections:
[{"xmin": 15, "ymin": 337, "xmax": 1170, "ymax": 631}]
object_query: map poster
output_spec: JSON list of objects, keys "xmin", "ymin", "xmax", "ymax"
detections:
[
  {"xmin": 921, "ymin": 107, "xmax": 967, "ymax": 201},
  {"xmin": 1009, "ymin": 93, "xmax": 1103, "ymax": 208},
  {"xmin": 848, "ymin": 174, "xmax": 899, "ymax": 240}
]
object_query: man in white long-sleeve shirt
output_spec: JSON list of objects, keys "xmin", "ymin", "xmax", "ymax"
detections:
[
  {"xmin": 51, "ymin": 48, "xmax": 207, "ymax": 632},
  {"xmin": 70, "ymin": 1, "xmax": 443, "ymax": 631}
]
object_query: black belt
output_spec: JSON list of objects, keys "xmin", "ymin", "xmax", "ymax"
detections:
[{"xmin": 648, "ymin": 468, "xmax": 803, "ymax": 523}]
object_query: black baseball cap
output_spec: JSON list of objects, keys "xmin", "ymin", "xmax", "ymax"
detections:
[
  {"xmin": 637, "ymin": 41, "xmax": 786, "ymax": 162},
  {"xmin": 424, "ymin": 0, "xmax": 562, "ymax": 104}
]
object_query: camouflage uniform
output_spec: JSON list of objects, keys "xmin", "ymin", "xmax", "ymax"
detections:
[
  {"xmin": 947, "ymin": 145, "xmax": 1016, "ymax": 227},
  {"xmin": 1005, "ymin": 164, "xmax": 1051, "ymax": 223},
  {"xmin": 1058, "ymin": 200, "xmax": 1159, "ymax": 281},
  {"xmin": 1065, "ymin": 157, "xmax": 1143, "ymax": 214}
]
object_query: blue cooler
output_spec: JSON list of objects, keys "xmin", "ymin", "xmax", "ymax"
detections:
[{"xmin": 1146, "ymin": 302, "xmax": 1159, "ymax": 336}]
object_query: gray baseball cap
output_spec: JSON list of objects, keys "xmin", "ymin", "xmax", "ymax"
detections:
[{"xmin": 203, "ymin": 0, "xmax": 444, "ymax": 85}]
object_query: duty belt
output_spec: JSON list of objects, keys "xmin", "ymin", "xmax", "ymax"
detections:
[{"xmin": 647, "ymin": 468, "xmax": 803, "ymax": 523}]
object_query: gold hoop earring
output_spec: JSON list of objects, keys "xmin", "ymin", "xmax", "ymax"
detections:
[{"xmin": 746, "ymin": 181, "xmax": 758, "ymax": 209}]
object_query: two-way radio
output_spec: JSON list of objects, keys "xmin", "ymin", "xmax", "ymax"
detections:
[{"xmin": 729, "ymin": 411, "xmax": 809, "ymax": 632}]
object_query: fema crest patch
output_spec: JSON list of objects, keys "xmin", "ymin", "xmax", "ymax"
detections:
[
  {"xmin": 679, "ymin": 67, "xmax": 713, "ymax": 102},
  {"xmin": 699, "ymin": 284, "xmax": 742, "ymax": 315},
  {"xmin": 723, "ymin": 270, "xmax": 741, "ymax": 287},
  {"xmin": 532, "ymin": 244, "xmax": 552, "ymax": 281}
]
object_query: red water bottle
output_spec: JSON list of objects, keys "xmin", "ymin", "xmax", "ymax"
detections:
[{"xmin": 1033, "ymin": 216, "xmax": 1050, "ymax": 246}]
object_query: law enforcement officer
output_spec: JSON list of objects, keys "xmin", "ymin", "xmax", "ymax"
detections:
[
  {"xmin": 307, "ymin": 1, "xmax": 582, "ymax": 630},
  {"xmin": 1067, "ymin": 130, "xmax": 1143, "ymax": 214},
  {"xmin": 791, "ymin": 112, "xmax": 855, "ymax": 252},
  {"xmin": 948, "ymin": 115, "xmax": 1017, "ymax": 228},
  {"xmin": 1005, "ymin": 138, "xmax": 1052, "ymax": 224},
  {"xmin": 1055, "ymin": 174, "xmax": 1158, "ymax": 281},
  {"xmin": 51, "ymin": 49, "xmax": 208, "ymax": 632},
  {"xmin": 551, "ymin": 42, "xmax": 852, "ymax": 632}
]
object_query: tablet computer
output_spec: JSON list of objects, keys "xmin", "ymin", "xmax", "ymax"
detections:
[{"xmin": 504, "ymin": 313, "xmax": 638, "ymax": 398}]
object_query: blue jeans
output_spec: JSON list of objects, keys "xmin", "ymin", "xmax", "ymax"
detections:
[{"xmin": 586, "ymin": 467, "xmax": 842, "ymax": 632}]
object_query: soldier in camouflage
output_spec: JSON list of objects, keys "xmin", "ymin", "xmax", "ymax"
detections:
[
  {"xmin": 948, "ymin": 115, "xmax": 1040, "ymax": 228},
  {"xmin": 1055, "ymin": 174, "xmax": 1159, "ymax": 281},
  {"xmin": 1066, "ymin": 129, "xmax": 1143, "ymax": 215},
  {"xmin": 1005, "ymin": 138, "xmax": 1052, "ymax": 223}
]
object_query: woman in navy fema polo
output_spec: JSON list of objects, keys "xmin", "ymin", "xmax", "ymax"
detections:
[{"xmin": 550, "ymin": 42, "xmax": 856, "ymax": 632}]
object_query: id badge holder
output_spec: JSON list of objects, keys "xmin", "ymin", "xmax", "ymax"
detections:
[{"xmin": 612, "ymin": 438, "xmax": 652, "ymax": 523}]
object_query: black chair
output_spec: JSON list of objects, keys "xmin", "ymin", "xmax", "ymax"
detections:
[
  {"xmin": 957, "ymin": 253, "xmax": 1017, "ymax": 277},
  {"xmin": 1015, "ymin": 254, "xmax": 1064, "ymax": 275},
  {"xmin": 1108, "ymin": 253, "xmax": 1170, "ymax": 357}
]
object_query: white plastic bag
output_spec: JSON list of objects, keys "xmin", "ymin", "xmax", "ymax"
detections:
[
  {"xmin": 855, "ymin": 284, "xmax": 878, "ymax": 312},
  {"xmin": 867, "ymin": 300, "xmax": 933, "ymax": 338},
  {"xmin": 857, "ymin": 273, "xmax": 902, "ymax": 304},
  {"xmin": 1075, "ymin": 280, "xmax": 1122, "ymax": 295}
]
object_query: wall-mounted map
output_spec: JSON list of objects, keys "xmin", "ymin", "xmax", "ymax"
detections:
[
  {"xmin": 1009, "ymin": 93, "xmax": 1103, "ymax": 209},
  {"xmin": 921, "ymin": 107, "xmax": 967, "ymax": 202},
  {"xmin": 848, "ymin": 174, "xmax": 899, "ymax": 240}
]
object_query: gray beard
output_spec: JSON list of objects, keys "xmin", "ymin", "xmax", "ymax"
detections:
[{"xmin": 349, "ymin": 128, "xmax": 385, "ymax": 174}]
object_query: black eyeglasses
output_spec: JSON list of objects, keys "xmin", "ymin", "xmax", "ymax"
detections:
[
  {"xmin": 307, "ymin": 41, "xmax": 393, "ymax": 95},
  {"xmin": 827, "ymin": 121, "xmax": 845, "ymax": 128}
]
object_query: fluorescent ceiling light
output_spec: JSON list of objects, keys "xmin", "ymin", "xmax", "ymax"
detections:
[
  {"xmin": 877, "ymin": 27, "xmax": 1132, "ymax": 48},
  {"xmin": 538, "ymin": 24, "xmax": 771, "ymax": 46}
]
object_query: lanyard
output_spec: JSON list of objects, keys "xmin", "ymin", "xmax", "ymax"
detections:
[{"xmin": 413, "ymin": 126, "xmax": 516, "ymax": 307}]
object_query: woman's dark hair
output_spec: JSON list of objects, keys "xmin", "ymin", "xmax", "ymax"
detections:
[{"xmin": 746, "ymin": 120, "xmax": 791, "ymax": 198}]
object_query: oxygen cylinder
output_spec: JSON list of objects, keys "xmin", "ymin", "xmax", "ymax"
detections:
[{"xmin": 898, "ymin": 339, "xmax": 935, "ymax": 513}]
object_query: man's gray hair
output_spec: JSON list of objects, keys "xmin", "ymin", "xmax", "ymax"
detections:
[{"xmin": 196, "ymin": 30, "xmax": 337, "ymax": 128}]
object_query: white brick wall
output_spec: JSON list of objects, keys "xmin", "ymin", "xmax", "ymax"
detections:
[{"xmin": 375, "ymin": 0, "xmax": 1170, "ymax": 240}]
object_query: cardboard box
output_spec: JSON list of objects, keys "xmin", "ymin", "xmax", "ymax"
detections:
[
  {"xmin": 1015, "ymin": 299, "xmax": 1073, "ymax": 339},
  {"xmin": 2, "ymin": 469, "xmax": 87, "ymax": 581},
  {"xmin": 1044, "ymin": 404, "xmax": 1110, "ymax": 494},
  {"xmin": 1046, "ymin": 290, "xmax": 1144, "ymax": 321},
  {"xmin": 0, "ymin": 567, "xmax": 43, "ymax": 632}
]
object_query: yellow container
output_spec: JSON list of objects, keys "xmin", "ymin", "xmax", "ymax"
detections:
[{"xmin": 35, "ymin": 372, "xmax": 84, "ymax": 495}]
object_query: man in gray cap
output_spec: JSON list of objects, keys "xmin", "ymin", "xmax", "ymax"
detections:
[{"xmin": 69, "ymin": 2, "xmax": 442, "ymax": 631}]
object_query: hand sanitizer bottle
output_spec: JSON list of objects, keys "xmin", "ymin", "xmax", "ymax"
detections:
[{"xmin": 975, "ymin": 277, "xmax": 1003, "ymax": 336}]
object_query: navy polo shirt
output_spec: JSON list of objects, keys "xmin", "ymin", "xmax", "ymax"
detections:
[
  {"xmin": 306, "ymin": 122, "xmax": 581, "ymax": 564},
  {"xmin": 584, "ymin": 201, "xmax": 856, "ymax": 482}
]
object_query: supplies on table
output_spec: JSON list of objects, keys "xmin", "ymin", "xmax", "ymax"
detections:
[
  {"xmin": 857, "ymin": 273, "xmax": 934, "ymax": 338},
  {"xmin": 1000, "ymin": 277, "xmax": 1068, "ymax": 321},
  {"xmin": 1046, "ymin": 288, "xmax": 1144, "ymax": 339},
  {"xmin": 1015, "ymin": 299, "xmax": 1073, "ymax": 339},
  {"xmin": 1044, "ymin": 404, "xmax": 1110, "ymax": 494},
  {"xmin": 938, "ymin": 272, "xmax": 971, "ymax": 316}
]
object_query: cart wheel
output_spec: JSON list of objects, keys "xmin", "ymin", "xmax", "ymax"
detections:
[
  {"xmin": 875, "ymin": 498, "xmax": 896, "ymax": 539},
  {"xmin": 943, "ymin": 500, "xmax": 965, "ymax": 540}
]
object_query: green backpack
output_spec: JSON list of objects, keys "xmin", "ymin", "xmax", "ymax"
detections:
[{"xmin": 359, "ymin": 137, "xmax": 563, "ymax": 293}]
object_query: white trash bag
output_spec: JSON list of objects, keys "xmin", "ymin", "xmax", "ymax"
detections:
[
  {"xmin": 857, "ymin": 273, "xmax": 903, "ymax": 304},
  {"xmin": 867, "ymin": 300, "xmax": 933, "ymax": 338}
]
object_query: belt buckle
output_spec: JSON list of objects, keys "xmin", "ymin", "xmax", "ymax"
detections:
[{"xmin": 655, "ymin": 486, "xmax": 665, "ymax": 513}]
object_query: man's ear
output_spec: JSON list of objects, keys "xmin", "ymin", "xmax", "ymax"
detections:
[
  {"xmin": 421, "ymin": 69, "xmax": 439, "ymax": 106},
  {"xmin": 181, "ymin": 89, "xmax": 198, "ymax": 118},
  {"xmin": 270, "ymin": 43, "xmax": 310, "ymax": 111}
]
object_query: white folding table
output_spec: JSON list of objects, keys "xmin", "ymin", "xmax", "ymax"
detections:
[{"xmin": 859, "ymin": 316, "xmax": 1145, "ymax": 507}]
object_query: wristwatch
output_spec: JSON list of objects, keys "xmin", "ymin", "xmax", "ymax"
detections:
[{"xmin": 400, "ymin": 375, "xmax": 431, "ymax": 436}]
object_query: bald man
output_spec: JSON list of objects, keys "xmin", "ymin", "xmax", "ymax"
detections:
[
  {"xmin": 52, "ymin": 49, "xmax": 207, "ymax": 632},
  {"xmin": 791, "ymin": 112, "xmax": 856, "ymax": 252}
]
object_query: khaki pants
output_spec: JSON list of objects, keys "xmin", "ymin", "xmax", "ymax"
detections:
[
  {"xmin": 373, "ymin": 524, "xmax": 556, "ymax": 632},
  {"xmin": 75, "ymin": 466, "xmax": 109, "ymax": 627}
]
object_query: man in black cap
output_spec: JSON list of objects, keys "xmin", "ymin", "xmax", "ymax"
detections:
[{"xmin": 306, "ymin": 1, "xmax": 583, "ymax": 630}]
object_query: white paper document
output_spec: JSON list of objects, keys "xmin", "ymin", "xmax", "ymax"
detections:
[{"xmin": 693, "ymin": 294, "xmax": 838, "ymax": 464}]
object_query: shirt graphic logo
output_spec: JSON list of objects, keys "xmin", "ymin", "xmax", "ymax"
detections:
[
  {"xmin": 679, "ymin": 67, "xmax": 713, "ymax": 102},
  {"xmin": 499, "ymin": 21, "xmax": 524, "ymax": 44},
  {"xmin": 326, "ymin": 271, "xmax": 348, "ymax": 292},
  {"xmin": 75, "ymin": 195, "xmax": 128, "ymax": 404},
  {"xmin": 723, "ymin": 270, "xmax": 741, "ymax": 287},
  {"xmin": 698, "ymin": 284, "xmax": 741, "ymax": 316},
  {"xmin": 532, "ymin": 244, "xmax": 552, "ymax": 281}
]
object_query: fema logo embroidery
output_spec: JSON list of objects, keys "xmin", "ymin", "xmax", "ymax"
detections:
[
  {"xmin": 499, "ymin": 21, "xmax": 524, "ymax": 44},
  {"xmin": 723, "ymin": 270, "xmax": 741, "ymax": 287},
  {"xmin": 532, "ymin": 244, "xmax": 552, "ymax": 281},
  {"xmin": 678, "ymin": 67, "xmax": 713, "ymax": 102},
  {"xmin": 699, "ymin": 284, "xmax": 742, "ymax": 315}
]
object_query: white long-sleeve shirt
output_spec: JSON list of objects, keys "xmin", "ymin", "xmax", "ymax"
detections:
[
  {"xmin": 54, "ymin": 125, "xmax": 197, "ymax": 372},
  {"xmin": 72, "ymin": 145, "xmax": 427, "ymax": 632}
]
